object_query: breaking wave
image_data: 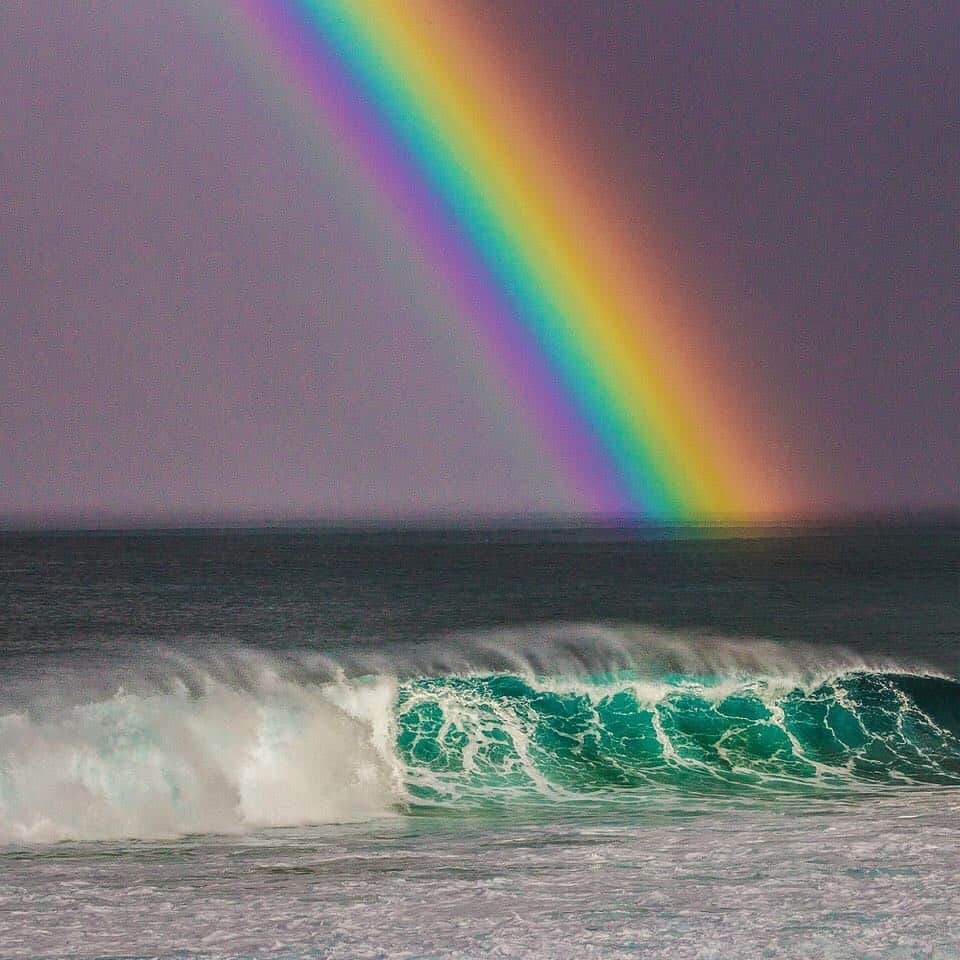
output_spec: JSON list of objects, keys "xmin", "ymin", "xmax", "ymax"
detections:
[{"xmin": 1, "ymin": 627, "xmax": 958, "ymax": 843}]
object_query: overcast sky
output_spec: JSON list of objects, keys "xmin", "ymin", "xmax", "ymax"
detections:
[{"xmin": 2, "ymin": 1, "xmax": 957, "ymax": 523}]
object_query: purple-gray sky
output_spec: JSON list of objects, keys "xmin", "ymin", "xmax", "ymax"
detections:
[{"xmin": 2, "ymin": 1, "xmax": 958, "ymax": 523}]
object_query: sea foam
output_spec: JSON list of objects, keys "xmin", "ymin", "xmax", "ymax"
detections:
[{"xmin": 0, "ymin": 671, "xmax": 403, "ymax": 843}]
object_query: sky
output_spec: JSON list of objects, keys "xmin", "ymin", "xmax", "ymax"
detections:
[{"xmin": 2, "ymin": 1, "xmax": 957, "ymax": 524}]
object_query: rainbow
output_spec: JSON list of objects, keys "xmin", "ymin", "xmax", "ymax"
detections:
[{"xmin": 230, "ymin": 0, "xmax": 792, "ymax": 519}]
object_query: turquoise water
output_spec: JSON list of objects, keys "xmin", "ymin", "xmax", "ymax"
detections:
[
  {"xmin": 398, "ymin": 670, "xmax": 960, "ymax": 805},
  {"xmin": 0, "ymin": 525, "xmax": 958, "ymax": 958}
]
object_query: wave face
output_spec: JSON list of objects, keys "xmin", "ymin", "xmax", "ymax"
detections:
[
  {"xmin": 398, "ymin": 671, "xmax": 960, "ymax": 806},
  {"xmin": 1, "ymin": 632, "xmax": 959, "ymax": 843}
]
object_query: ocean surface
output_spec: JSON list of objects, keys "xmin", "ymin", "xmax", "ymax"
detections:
[{"xmin": 1, "ymin": 523, "xmax": 958, "ymax": 959}]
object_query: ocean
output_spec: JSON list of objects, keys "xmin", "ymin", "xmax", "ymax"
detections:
[{"xmin": 1, "ymin": 524, "xmax": 958, "ymax": 959}]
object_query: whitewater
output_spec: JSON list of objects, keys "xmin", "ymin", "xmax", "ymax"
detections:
[{"xmin": 1, "ymin": 526, "xmax": 958, "ymax": 958}]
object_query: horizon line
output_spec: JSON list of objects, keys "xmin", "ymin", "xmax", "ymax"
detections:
[{"xmin": 1, "ymin": 508, "xmax": 958, "ymax": 535}]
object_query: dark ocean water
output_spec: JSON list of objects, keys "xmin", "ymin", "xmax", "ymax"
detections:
[
  {"xmin": 0, "ymin": 524, "xmax": 958, "ymax": 958},
  {"xmin": 4, "ymin": 523, "xmax": 958, "ymax": 659}
]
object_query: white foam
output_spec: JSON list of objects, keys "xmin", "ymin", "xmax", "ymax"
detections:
[{"xmin": 0, "ymin": 673, "xmax": 403, "ymax": 844}]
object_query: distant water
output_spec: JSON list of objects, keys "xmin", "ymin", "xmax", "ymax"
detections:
[{"xmin": 1, "ymin": 524, "xmax": 958, "ymax": 959}]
